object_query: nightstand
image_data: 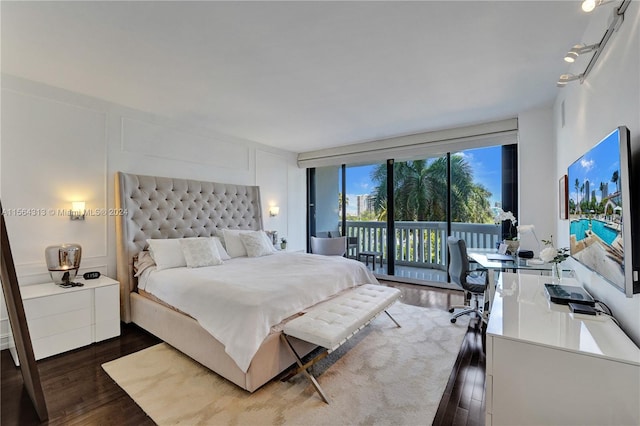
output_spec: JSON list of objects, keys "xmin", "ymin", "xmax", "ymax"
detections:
[{"xmin": 8, "ymin": 276, "xmax": 121, "ymax": 365}]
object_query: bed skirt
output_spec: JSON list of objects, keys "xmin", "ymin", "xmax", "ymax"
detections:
[{"xmin": 130, "ymin": 292, "xmax": 316, "ymax": 392}]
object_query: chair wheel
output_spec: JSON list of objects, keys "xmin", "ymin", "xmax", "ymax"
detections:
[
  {"xmin": 448, "ymin": 308, "xmax": 455, "ymax": 313},
  {"xmin": 450, "ymin": 318, "xmax": 457, "ymax": 323}
]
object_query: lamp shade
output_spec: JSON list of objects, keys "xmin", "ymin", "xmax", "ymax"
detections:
[{"xmin": 45, "ymin": 243, "xmax": 82, "ymax": 285}]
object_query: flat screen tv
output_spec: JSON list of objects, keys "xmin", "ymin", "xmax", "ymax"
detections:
[{"xmin": 567, "ymin": 126, "xmax": 639, "ymax": 296}]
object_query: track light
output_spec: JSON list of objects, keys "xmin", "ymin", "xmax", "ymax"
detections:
[
  {"xmin": 581, "ymin": 0, "xmax": 614, "ymax": 12},
  {"xmin": 564, "ymin": 43, "xmax": 600, "ymax": 63},
  {"xmin": 559, "ymin": 0, "xmax": 630, "ymax": 88},
  {"xmin": 557, "ymin": 73, "xmax": 583, "ymax": 88}
]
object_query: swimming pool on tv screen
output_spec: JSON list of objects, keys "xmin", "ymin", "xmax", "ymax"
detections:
[{"xmin": 570, "ymin": 219, "xmax": 619, "ymax": 246}]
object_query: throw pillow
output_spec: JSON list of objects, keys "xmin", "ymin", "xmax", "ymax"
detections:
[
  {"xmin": 240, "ymin": 231, "xmax": 275, "ymax": 258},
  {"xmin": 179, "ymin": 238, "xmax": 223, "ymax": 268}
]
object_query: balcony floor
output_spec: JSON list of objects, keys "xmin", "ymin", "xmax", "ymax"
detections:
[{"xmin": 361, "ymin": 263, "xmax": 460, "ymax": 291}]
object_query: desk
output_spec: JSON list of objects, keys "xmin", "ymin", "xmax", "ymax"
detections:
[
  {"xmin": 485, "ymin": 272, "xmax": 640, "ymax": 425},
  {"xmin": 468, "ymin": 249, "xmax": 571, "ymax": 311}
]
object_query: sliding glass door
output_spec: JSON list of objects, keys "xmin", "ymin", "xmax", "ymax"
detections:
[
  {"xmin": 308, "ymin": 144, "xmax": 517, "ymax": 285},
  {"xmin": 450, "ymin": 146, "xmax": 505, "ymax": 250}
]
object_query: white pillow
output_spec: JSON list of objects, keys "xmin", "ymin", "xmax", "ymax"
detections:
[
  {"xmin": 211, "ymin": 236, "xmax": 231, "ymax": 260},
  {"xmin": 179, "ymin": 238, "xmax": 223, "ymax": 268},
  {"xmin": 240, "ymin": 231, "xmax": 276, "ymax": 258},
  {"xmin": 260, "ymin": 231, "xmax": 278, "ymax": 253},
  {"xmin": 146, "ymin": 239, "xmax": 186, "ymax": 270},
  {"xmin": 221, "ymin": 229, "xmax": 254, "ymax": 258}
]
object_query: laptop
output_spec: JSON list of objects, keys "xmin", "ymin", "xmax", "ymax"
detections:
[{"xmin": 544, "ymin": 284, "xmax": 595, "ymax": 306}]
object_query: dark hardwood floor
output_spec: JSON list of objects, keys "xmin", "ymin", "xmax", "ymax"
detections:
[{"xmin": 1, "ymin": 282, "xmax": 485, "ymax": 426}]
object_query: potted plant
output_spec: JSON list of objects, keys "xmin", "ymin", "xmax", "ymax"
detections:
[{"xmin": 280, "ymin": 238, "xmax": 287, "ymax": 250}]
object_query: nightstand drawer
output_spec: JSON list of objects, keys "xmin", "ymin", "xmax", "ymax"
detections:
[
  {"xmin": 24, "ymin": 291, "xmax": 91, "ymax": 320},
  {"xmin": 32, "ymin": 326, "xmax": 92, "ymax": 360},
  {"xmin": 95, "ymin": 285, "xmax": 120, "ymax": 322},
  {"xmin": 95, "ymin": 320, "xmax": 120, "ymax": 341},
  {"xmin": 9, "ymin": 276, "xmax": 121, "ymax": 366},
  {"xmin": 27, "ymin": 308, "xmax": 92, "ymax": 340}
]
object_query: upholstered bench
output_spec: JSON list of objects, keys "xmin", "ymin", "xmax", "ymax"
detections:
[{"xmin": 281, "ymin": 284, "xmax": 401, "ymax": 403}]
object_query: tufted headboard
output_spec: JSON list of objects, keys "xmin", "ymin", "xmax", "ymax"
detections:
[{"xmin": 115, "ymin": 172, "xmax": 263, "ymax": 322}]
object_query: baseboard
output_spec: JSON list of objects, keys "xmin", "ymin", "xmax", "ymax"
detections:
[{"xmin": 1, "ymin": 332, "xmax": 10, "ymax": 351}]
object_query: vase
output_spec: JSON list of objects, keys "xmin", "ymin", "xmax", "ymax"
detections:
[
  {"xmin": 551, "ymin": 262, "xmax": 562, "ymax": 284},
  {"xmin": 505, "ymin": 240, "xmax": 520, "ymax": 255},
  {"xmin": 280, "ymin": 243, "xmax": 287, "ymax": 250}
]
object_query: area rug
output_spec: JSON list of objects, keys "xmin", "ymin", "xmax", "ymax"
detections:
[{"xmin": 102, "ymin": 302, "xmax": 469, "ymax": 425}]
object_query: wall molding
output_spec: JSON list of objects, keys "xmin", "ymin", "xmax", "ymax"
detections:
[{"xmin": 120, "ymin": 116, "xmax": 251, "ymax": 171}]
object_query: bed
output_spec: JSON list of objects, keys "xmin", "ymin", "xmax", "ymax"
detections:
[{"xmin": 115, "ymin": 172, "xmax": 378, "ymax": 392}]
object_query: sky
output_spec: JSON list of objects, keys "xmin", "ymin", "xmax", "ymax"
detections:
[
  {"xmin": 567, "ymin": 128, "xmax": 622, "ymax": 205},
  {"xmin": 343, "ymin": 145, "xmax": 503, "ymax": 216}
]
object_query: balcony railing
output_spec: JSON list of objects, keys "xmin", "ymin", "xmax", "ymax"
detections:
[{"xmin": 343, "ymin": 220, "xmax": 501, "ymax": 270}]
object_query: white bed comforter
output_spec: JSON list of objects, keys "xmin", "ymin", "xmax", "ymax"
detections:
[{"xmin": 139, "ymin": 252, "xmax": 378, "ymax": 372}]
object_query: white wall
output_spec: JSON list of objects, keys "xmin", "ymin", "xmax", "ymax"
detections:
[
  {"xmin": 518, "ymin": 107, "xmax": 556, "ymax": 256},
  {"xmin": 0, "ymin": 74, "xmax": 305, "ymax": 349},
  {"xmin": 314, "ymin": 165, "xmax": 340, "ymax": 234},
  {"xmin": 553, "ymin": 2, "xmax": 640, "ymax": 345}
]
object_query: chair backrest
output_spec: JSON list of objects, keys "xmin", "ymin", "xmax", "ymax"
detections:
[
  {"xmin": 447, "ymin": 237, "xmax": 472, "ymax": 289},
  {"xmin": 310, "ymin": 236, "xmax": 347, "ymax": 256}
]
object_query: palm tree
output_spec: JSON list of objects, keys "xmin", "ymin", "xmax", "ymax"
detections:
[
  {"xmin": 611, "ymin": 170, "xmax": 619, "ymax": 195},
  {"xmin": 575, "ymin": 178, "xmax": 580, "ymax": 209},
  {"xmin": 369, "ymin": 155, "xmax": 492, "ymax": 223},
  {"xmin": 338, "ymin": 192, "xmax": 349, "ymax": 214}
]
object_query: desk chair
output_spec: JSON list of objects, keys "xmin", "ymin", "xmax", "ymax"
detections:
[
  {"xmin": 310, "ymin": 236, "xmax": 347, "ymax": 256},
  {"xmin": 447, "ymin": 237, "xmax": 488, "ymax": 324}
]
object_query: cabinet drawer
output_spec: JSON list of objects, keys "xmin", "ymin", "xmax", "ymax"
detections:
[
  {"xmin": 25, "ymin": 291, "xmax": 91, "ymax": 319},
  {"xmin": 95, "ymin": 320, "xmax": 120, "ymax": 342},
  {"xmin": 95, "ymin": 285, "xmax": 120, "ymax": 322},
  {"xmin": 28, "ymin": 308, "xmax": 92, "ymax": 340},
  {"xmin": 32, "ymin": 326, "xmax": 92, "ymax": 360}
]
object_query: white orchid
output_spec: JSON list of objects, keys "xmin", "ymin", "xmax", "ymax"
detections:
[
  {"xmin": 495, "ymin": 208, "xmax": 518, "ymax": 239},
  {"xmin": 496, "ymin": 209, "xmax": 517, "ymax": 225}
]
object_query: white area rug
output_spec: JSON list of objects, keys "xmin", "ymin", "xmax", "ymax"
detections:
[{"xmin": 103, "ymin": 302, "xmax": 469, "ymax": 425}]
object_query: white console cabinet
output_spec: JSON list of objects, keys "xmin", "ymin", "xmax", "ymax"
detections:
[
  {"xmin": 9, "ymin": 276, "xmax": 120, "ymax": 365},
  {"xmin": 486, "ymin": 272, "xmax": 640, "ymax": 426}
]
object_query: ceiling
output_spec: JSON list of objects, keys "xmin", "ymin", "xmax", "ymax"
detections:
[{"xmin": 1, "ymin": 1, "xmax": 591, "ymax": 153}]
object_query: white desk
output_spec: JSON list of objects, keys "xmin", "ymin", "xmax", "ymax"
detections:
[
  {"xmin": 469, "ymin": 249, "xmax": 571, "ymax": 311},
  {"xmin": 485, "ymin": 272, "xmax": 640, "ymax": 425}
]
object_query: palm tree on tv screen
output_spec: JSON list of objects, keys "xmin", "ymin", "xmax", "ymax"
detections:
[{"xmin": 611, "ymin": 170, "xmax": 619, "ymax": 195}]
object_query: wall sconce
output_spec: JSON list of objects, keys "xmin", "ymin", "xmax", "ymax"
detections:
[
  {"xmin": 70, "ymin": 201, "xmax": 86, "ymax": 221},
  {"xmin": 269, "ymin": 206, "xmax": 280, "ymax": 217}
]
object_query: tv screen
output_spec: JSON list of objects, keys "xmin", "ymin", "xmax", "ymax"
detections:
[{"xmin": 568, "ymin": 126, "xmax": 639, "ymax": 296}]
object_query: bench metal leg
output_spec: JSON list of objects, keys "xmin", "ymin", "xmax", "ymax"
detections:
[
  {"xmin": 280, "ymin": 334, "xmax": 331, "ymax": 404},
  {"xmin": 384, "ymin": 310, "xmax": 401, "ymax": 328}
]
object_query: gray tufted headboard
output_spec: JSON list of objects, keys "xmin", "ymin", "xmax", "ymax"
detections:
[{"xmin": 115, "ymin": 172, "xmax": 263, "ymax": 322}]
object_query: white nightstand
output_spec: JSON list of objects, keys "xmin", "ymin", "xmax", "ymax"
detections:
[{"xmin": 9, "ymin": 276, "xmax": 121, "ymax": 365}]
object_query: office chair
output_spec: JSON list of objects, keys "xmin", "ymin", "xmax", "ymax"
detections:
[
  {"xmin": 447, "ymin": 237, "xmax": 488, "ymax": 324},
  {"xmin": 310, "ymin": 236, "xmax": 347, "ymax": 256}
]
